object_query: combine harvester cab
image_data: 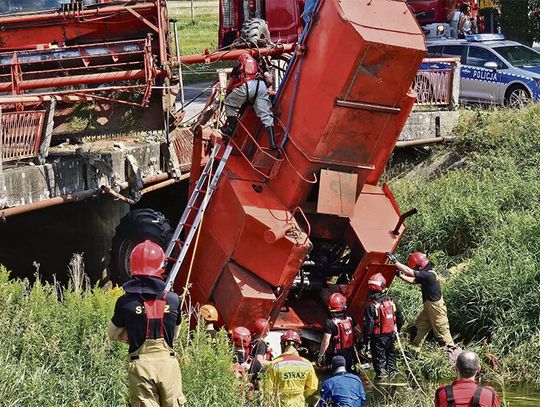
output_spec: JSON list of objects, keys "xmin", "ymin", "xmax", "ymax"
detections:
[{"xmin": 178, "ymin": 0, "xmax": 426, "ymax": 337}]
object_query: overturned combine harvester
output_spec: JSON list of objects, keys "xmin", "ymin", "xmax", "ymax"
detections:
[{"xmin": 161, "ymin": 0, "xmax": 426, "ymax": 343}]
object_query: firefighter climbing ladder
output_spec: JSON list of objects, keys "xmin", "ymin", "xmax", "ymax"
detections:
[{"xmin": 164, "ymin": 143, "xmax": 233, "ymax": 291}]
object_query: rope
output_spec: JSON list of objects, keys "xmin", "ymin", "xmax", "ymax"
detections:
[
  {"xmin": 178, "ymin": 91, "xmax": 226, "ymax": 307},
  {"xmin": 353, "ymin": 347, "xmax": 387, "ymax": 398},
  {"xmin": 281, "ymin": 148, "xmax": 317, "ymax": 184},
  {"xmin": 180, "ymin": 143, "xmax": 218, "ymax": 309},
  {"xmin": 395, "ymin": 331, "xmax": 429, "ymax": 397}
]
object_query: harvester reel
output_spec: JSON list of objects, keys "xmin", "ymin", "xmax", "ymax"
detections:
[{"xmin": 110, "ymin": 208, "xmax": 173, "ymax": 283}]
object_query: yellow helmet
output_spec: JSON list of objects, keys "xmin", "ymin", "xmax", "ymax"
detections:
[{"xmin": 200, "ymin": 304, "xmax": 218, "ymax": 322}]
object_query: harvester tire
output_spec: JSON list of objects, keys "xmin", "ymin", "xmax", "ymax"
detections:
[
  {"xmin": 110, "ymin": 208, "xmax": 173, "ymax": 283},
  {"xmin": 239, "ymin": 18, "xmax": 271, "ymax": 46}
]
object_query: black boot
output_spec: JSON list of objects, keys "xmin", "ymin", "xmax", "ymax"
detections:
[
  {"xmin": 221, "ymin": 116, "xmax": 238, "ymax": 137},
  {"xmin": 266, "ymin": 126, "xmax": 277, "ymax": 150}
]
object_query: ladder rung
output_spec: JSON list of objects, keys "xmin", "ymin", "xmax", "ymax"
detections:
[
  {"xmin": 174, "ymin": 240, "xmax": 184, "ymax": 247},
  {"xmin": 167, "ymin": 257, "xmax": 177, "ymax": 262}
]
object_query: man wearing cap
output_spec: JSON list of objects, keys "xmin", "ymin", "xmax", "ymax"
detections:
[
  {"xmin": 320, "ymin": 355, "xmax": 367, "ymax": 407},
  {"xmin": 108, "ymin": 240, "xmax": 186, "ymax": 407},
  {"xmin": 387, "ymin": 251, "xmax": 455, "ymax": 349}
]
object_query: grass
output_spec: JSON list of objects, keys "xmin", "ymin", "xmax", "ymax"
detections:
[
  {"xmin": 0, "ymin": 266, "xmax": 247, "ymax": 407},
  {"xmin": 388, "ymin": 105, "xmax": 540, "ymax": 385},
  {"xmin": 167, "ymin": 1, "xmax": 231, "ymax": 84}
]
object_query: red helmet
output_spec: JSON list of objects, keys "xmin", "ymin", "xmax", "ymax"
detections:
[
  {"xmin": 231, "ymin": 326, "xmax": 251, "ymax": 348},
  {"xmin": 281, "ymin": 330, "xmax": 302, "ymax": 346},
  {"xmin": 407, "ymin": 251, "xmax": 429, "ymax": 270},
  {"xmin": 254, "ymin": 318, "xmax": 270, "ymax": 336},
  {"xmin": 367, "ymin": 273, "xmax": 387, "ymax": 292},
  {"xmin": 328, "ymin": 292, "xmax": 347, "ymax": 312},
  {"xmin": 130, "ymin": 240, "xmax": 165, "ymax": 278}
]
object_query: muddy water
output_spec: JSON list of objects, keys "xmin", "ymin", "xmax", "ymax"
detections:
[{"xmin": 500, "ymin": 386, "xmax": 540, "ymax": 407}]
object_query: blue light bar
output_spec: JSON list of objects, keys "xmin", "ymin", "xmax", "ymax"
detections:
[{"xmin": 465, "ymin": 33, "xmax": 505, "ymax": 42}]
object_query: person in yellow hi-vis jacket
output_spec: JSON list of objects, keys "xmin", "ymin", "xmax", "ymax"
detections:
[{"xmin": 266, "ymin": 330, "xmax": 318, "ymax": 406}]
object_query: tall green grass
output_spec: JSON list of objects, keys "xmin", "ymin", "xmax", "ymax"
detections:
[
  {"xmin": 0, "ymin": 267, "xmax": 246, "ymax": 406},
  {"xmin": 389, "ymin": 105, "xmax": 540, "ymax": 385}
]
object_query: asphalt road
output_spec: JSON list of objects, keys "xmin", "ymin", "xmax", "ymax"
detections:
[{"xmin": 175, "ymin": 81, "xmax": 214, "ymax": 122}]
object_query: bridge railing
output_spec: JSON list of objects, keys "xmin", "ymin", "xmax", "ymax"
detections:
[{"xmin": 414, "ymin": 57, "xmax": 461, "ymax": 109}]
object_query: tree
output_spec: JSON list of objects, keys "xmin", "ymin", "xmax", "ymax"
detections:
[{"xmin": 496, "ymin": 0, "xmax": 540, "ymax": 45}]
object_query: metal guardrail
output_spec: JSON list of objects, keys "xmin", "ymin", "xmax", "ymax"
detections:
[
  {"xmin": 414, "ymin": 57, "xmax": 461, "ymax": 108},
  {"xmin": 1, "ymin": 110, "xmax": 46, "ymax": 163}
]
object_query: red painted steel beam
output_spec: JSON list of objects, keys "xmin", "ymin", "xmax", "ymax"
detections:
[
  {"xmin": 178, "ymin": 44, "xmax": 297, "ymax": 65},
  {"xmin": 0, "ymin": 95, "xmax": 94, "ymax": 104},
  {"xmin": 0, "ymin": 70, "xmax": 145, "ymax": 93},
  {"xmin": 0, "ymin": 3, "xmax": 155, "ymax": 25}
]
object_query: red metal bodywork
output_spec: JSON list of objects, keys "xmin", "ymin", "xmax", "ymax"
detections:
[
  {"xmin": 407, "ymin": 0, "xmax": 458, "ymax": 24},
  {"xmin": 182, "ymin": 0, "xmax": 426, "ymax": 333},
  {"xmin": 0, "ymin": 1, "xmax": 171, "ymax": 107},
  {"xmin": 407, "ymin": 0, "xmax": 480, "ymax": 25}
]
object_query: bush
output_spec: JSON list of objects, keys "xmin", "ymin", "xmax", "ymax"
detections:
[{"xmin": 390, "ymin": 105, "xmax": 540, "ymax": 385}]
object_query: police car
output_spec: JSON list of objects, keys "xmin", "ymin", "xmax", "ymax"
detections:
[{"xmin": 427, "ymin": 34, "xmax": 540, "ymax": 107}]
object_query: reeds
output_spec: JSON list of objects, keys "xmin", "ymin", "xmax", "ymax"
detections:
[{"xmin": 390, "ymin": 105, "xmax": 540, "ymax": 385}]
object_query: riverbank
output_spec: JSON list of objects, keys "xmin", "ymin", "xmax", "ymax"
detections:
[{"xmin": 388, "ymin": 105, "xmax": 540, "ymax": 389}]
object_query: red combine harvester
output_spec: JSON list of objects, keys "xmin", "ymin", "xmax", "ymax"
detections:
[
  {"xmin": 163, "ymin": 0, "xmax": 426, "ymax": 344},
  {"xmin": 0, "ymin": 0, "xmax": 172, "ymax": 107}
]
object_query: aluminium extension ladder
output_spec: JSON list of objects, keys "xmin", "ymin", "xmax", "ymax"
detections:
[{"xmin": 164, "ymin": 143, "xmax": 233, "ymax": 291}]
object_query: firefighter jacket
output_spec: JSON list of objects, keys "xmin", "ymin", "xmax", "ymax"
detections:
[
  {"xmin": 266, "ymin": 348, "xmax": 318, "ymax": 407},
  {"xmin": 363, "ymin": 292, "xmax": 403, "ymax": 341}
]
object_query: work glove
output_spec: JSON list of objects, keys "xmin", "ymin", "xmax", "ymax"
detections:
[
  {"xmin": 386, "ymin": 252, "xmax": 398, "ymax": 264},
  {"xmin": 315, "ymin": 352, "xmax": 324, "ymax": 368}
]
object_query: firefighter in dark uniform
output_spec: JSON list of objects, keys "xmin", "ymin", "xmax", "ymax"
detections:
[
  {"xmin": 108, "ymin": 240, "xmax": 186, "ymax": 407},
  {"xmin": 388, "ymin": 251, "xmax": 455, "ymax": 349},
  {"xmin": 221, "ymin": 54, "xmax": 277, "ymax": 150},
  {"xmin": 249, "ymin": 318, "xmax": 273, "ymax": 390},
  {"xmin": 230, "ymin": 326, "xmax": 262, "ymax": 384},
  {"xmin": 363, "ymin": 273, "xmax": 404, "ymax": 382},
  {"xmin": 250, "ymin": 318, "xmax": 273, "ymax": 369},
  {"xmin": 318, "ymin": 293, "xmax": 360, "ymax": 371}
]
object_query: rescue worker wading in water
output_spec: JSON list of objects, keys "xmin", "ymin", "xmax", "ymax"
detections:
[
  {"xmin": 108, "ymin": 240, "xmax": 186, "ymax": 407},
  {"xmin": 221, "ymin": 54, "xmax": 277, "ymax": 150},
  {"xmin": 363, "ymin": 273, "xmax": 403, "ymax": 382},
  {"xmin": 318, "ymin": 293, "xmax": 360, "ymax": 371},
  {"xmin": 266, "ymin": 330, "xmax": 318, "ymax": 407},
  {"xmin": 388, "ymin": 251, "xmax": 455, "ymax": 350}
]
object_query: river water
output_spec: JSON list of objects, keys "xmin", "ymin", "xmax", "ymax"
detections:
[{"xmin": 364, "ymin": 383, "xmax": 540, "ymax": 406}]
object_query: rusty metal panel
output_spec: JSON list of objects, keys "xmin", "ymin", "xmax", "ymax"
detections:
[
  {"xmin": 317, "ymin": 169, "xmax": 357, "ymax": 217},
  {"xmin": 213, "ymin": 262, "xmax": 276, "ymax": 331},
  {"xmin": 1, "ymin": 110, "xmax": 46, "ymax": 163}
]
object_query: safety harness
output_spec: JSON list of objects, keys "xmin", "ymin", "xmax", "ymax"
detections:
[
  {"xmin": 332, "ymin": 316, "xmax": 354, "ymax": 351},
  {"xmin": 250, "ymin": 338, "xmax": 273, "ymax": 361},
  {"xmin": 443, "ymin": 384, "xmax": 494, "ymax": 407},
  {"xmin": 141, "ymin": 290, "xmax": 168, "ymax": 339},
  {"xmin": 371, "ymin": 298, "xmax": 397, "ymax": 335}
]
